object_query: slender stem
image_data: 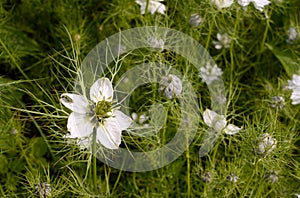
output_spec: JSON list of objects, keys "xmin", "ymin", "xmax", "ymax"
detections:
[
  {"xmin": 92, "ymin": 129, "xmax": 98, "ymax": 192},
  {"xmin": 145, "ymin": 0, "xmax": 150, "ymax": 15},
  {"xmin": 260, "ymin": 9, "xmax": 272, "ymax": 52},
  {"xmin": 186, "ymin": 143, "xmax": 191, "ymax": 198}
]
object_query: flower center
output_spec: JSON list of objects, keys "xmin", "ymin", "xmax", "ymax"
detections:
[{"xmin": 94, "ymin": 100, "xmax": 112, "ymax": 120}]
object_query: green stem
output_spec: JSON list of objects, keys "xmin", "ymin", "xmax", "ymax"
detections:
[
  {"xmin": 186, "ymin": 144, "xmax": 191, "ymax": 198},
  {"xmin": 260, "ymin": 9, "xmax": 272, "ymax": 52},
  {"xmin": 241, "ymin": 159, "xmax": 259, "ymax": 196},
  {"xmin": 92, "ymin": 129, "xmax": 98, "ymax": 193},
  {"xmin": 145, "ymin": 0, "xmax": 150, "ymax": 15}
]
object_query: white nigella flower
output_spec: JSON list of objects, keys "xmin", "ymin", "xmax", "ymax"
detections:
[
  {"xmin": 269, "ymin": 96, "xmax": 285, "ymax": 109},
  {"xmin": 135, "ymin": 0, "xmax": 166, "ymax": 15},
  {"xmin": 60, "ymin": 77, "xmax": 132, "ymax": 150},
  {"xmin": 199, "ymin": 62, "xmax": 223, "ymax": 85},
  {"xmin": 35, "ymin": 182, "xmax": 52, "ymax": 198},
  {"xmin": 159, "ymin": 74, "xmax": 182, "ymax": 99},
  {"xmin": 238, "ymin": 0, "xmax": 270, "ymax": 12},
  {"xmin": 254, "ymin": 133, "xmax": 277, "ymax": 157},
  {"xmin": 287, "ymin": 27, "xmax": 297, "ymax": 43},
  {"xmin": 264, "ymin": 172, "xmax": 279, "ymax": 184},
  {"xmin": 211, "ymin": 0, "xmax": 234, "ymax": 9},
  {"xmin": 203, "ymin": 109, "xmax": 242, "ymax": 135},
  {"xmin": 189, "ymin": 13, "xmax": 203, "ymax": 28},
  {"xmin": 201, "ymin": 172, "xmax": 212, "ymax": 183},
  {"xmin": 287, "ymin": 74, "xmax": 300, "ymax": 105},
  {"xmin": 227, "ymin": 173, "xmax": 239, "ymax": 183},
  {"xmin": 213, "ymin": 33, "xmax": 231, "ymax": 49}
]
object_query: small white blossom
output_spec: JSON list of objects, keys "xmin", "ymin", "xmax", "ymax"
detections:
[
  {"xmin": 269, "ymin": 96, "xmax": 285, "ymax": 109},
  {"xmin": 228, "ymin": 173, "xmax": 238, "ymax": 183},
  {"xmin": 148, "ymin": 36, "xmax": 164, "ymax": 51},
  {"xmin": 213, "ymin": 33, "xmax": 231, "ymax": 49},
  {"xmin": 287, "ymin": 27, "xmax": 298, "ymax": 43},
  {"xmin": 60, "ymin": 77, "xmax": 132, "ymax": 150},
  {"xmin": 189, "ymin": 13, "xmax": 203, "ymax": 27},
  {"xmin": 131, "ymin": 112, "xmax": 149, "ymax": 124},
  {"xmin": 295, "ymin": 194, "xmax": 300, "ymax": 198},
  {"xmin": 199, "ymin": 62, "xmax": 223, "ymax": 85},
  {"xmin": 254, "ymin": 133, "xmax": 277, "ymax": 157},
  {"xmin": 203, "ymin": 109, "xmax": 242, "ymax": 135},
  {"xmin": 11, "ymin": 128, "xmax": 18, "ymax": 135},
  {"xmin": 159, "ymin": 74, "xmax": 182, "ymax": 99},
  {"xmin": 287, "ymin": 74, "xmax": 300, "ymax": 105},
  {"xmin": 264, "ymin": 172, "xmax": 279, "ymax": 184},
  {"xmin": 201, "ymin": 172, "xmax": 212, "ymax": 183},
  {"xmin": 135, "ymin": 0, "xmax": 166, "ymax": 15},
  {"xmin": 238, "ymin": 0, "xmax": 270, "ymax": 11},
  {"xmin": 35, "ymin": 182, "xmax": 52, "ymax": 198},
  {"xmin": 211, "ymin": 0, "xmax": 234, "ymax": 9}
]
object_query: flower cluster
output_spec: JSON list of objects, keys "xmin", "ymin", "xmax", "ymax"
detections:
[{"xmin": 199, "ymin": 62, "xmax": 223, "ymax": 85}]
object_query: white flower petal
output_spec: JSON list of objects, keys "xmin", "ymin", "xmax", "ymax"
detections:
[
  {"xmin": 292, "ymin": 74, "xmax": 300, "ymax": 86},
  {"xmin": 203, "ymin": 109, "xmax": 227, "ymax": 131},
  {"xmin": 213, "ymin": 117, "xmax": 227, "ymax": 132},
  {"xmin": 135, "ymin": 0, "xmax": 165, "ymax": 15},
  {"xmin": 252, "ymin": 0, "xmax": 270, "ymax": 11},
  {"xmin": 96, "ymin": 118, "xmax": 122, "ymax": 149},
  {"xmin": 60, "ymin": 93, "xmax": 89, "ymax": 114},
  {"xmin": 149, "ymin": 1, "xmax": 166, "ymax": 14},
  {"xmin": 224, "ymin": 124, "xmax": 242, "ymax": 135},
  {"xmin": 215, "ymin": 44, "xmax": 223, "ymax": 50},
  {"xmin": 203, "ymin": 109, "xmax": 217, "ymax": 127},
  {"xmin": 66, "ymin": 112, "xmax": 94, "ymax": 139},
  {"xmin": 238, "ymin": 0, "xmax": 250, "ymax": 6},
  {"xmin": 114, "ymin": 110, "xmax": 133, "ymax": 130},
  {"xmin": 212, "ymin": 0, "xmax": 234, "ymax": 8},
  {"xmin": 90, "ymin": 77, "xmax": 113, "ymax": 103},
  {"xmin": 131, "ymin": 112, "xmax": 138, "ymax": 121}
]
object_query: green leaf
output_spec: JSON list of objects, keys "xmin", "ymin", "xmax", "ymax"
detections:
[{"xmin": 267, "ymin": 44, "xmax": 300, "ymax": 77}]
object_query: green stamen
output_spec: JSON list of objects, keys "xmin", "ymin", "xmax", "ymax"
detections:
[{"xmin": 94, "ymin": 100, "xmax": 112, "ymax": 120}]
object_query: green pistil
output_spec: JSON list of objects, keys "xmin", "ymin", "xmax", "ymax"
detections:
[{"xmin": 94, "ymin": 100, "xmax": 112, "ymax": 120}]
